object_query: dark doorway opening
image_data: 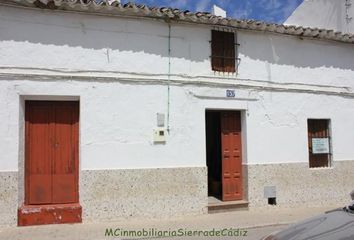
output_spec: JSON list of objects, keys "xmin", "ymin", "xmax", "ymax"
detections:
[
  {"xmin": 206, "ymin": 111, "xmax": 222, "ymax": 199},
  {"xmin": 206, "ymin": 110, "xmax": 243, "ymax": 202}
]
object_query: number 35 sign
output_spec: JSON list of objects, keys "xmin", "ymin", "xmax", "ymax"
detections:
[{"xmin": 226, "ymin": 90, "xmax": 235, "ymax": 98}]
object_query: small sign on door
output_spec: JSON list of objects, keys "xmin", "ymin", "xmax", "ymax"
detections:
[{"xmin": 312, "ymin": 138, "xmax": 330, "ymax": 154}]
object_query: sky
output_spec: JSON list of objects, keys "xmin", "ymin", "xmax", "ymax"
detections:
[{"xmin": 119, "ymin": 0, "xmax": 304, "ymax": 24}]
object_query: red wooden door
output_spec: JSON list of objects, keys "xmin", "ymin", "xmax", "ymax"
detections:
[
  {"xmin": 25, "ymin": 101, "xmax": 79, "ymax": 205},
  {"xmin": 221, "ymin": 111, "xmax": 243, "ymax": 201}
]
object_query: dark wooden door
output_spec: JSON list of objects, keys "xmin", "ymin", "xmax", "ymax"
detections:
[
  {"xmin": 308, "ymin": 119, "xmax": 330, "ymax": 168},
  {"xmin": 25, "ymin": 101, "xmax": 79, "ymax": 205},
  {"xmin": 221, "ymin": 111, "xmax": 242, "ymax": 201}
]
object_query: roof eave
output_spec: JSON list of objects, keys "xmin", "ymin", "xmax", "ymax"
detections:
[{"xmin": 3, "ymin": 0, "xmax": 354, "ymax": 44}]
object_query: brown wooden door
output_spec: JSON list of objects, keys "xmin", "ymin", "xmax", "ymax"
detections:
[
  {"xmin": 25, "ymin": 101, "xmax": 79, "ymax": 205},
  {"xmin": 308, "ymin": 119, "xmax": 330, "ymax": 168},
  {"xmin": 221, "ymin": 111, "xmax": 242, "ymax": 201}
]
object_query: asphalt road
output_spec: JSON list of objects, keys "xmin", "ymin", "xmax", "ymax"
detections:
[{"xmin": 244, "ymin": 225, "xmax": 285, "ymax": 240}]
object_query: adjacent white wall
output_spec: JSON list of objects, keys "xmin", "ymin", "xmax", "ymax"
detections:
[
  {"xmin": 285, "ymin": 0, "xmax": 354, "ymax": 34},
  {"xmin": 1, "ymin": 5, "xmax": 354, "ymax": 171}
]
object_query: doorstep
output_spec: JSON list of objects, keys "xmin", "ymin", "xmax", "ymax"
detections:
[
  {"xmin": 18, "ymin": 203, "xmax": 82, "ymax": 226},
  {"xmin": 208, "ymin": 196, "xmax": 249, "ymax": 213}
]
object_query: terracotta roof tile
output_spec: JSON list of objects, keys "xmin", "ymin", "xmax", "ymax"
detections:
[{"xmin": 5, "ymin": 0, "xmax": 354, "ymax": 44}]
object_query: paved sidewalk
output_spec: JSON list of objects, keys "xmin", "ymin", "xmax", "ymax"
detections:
[{"xmin": 0, "ymin": 205, "xmax": 339, "ymax": 240}]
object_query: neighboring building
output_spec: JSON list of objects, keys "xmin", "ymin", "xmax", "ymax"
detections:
[
  {"xmin": 285, "ymin": 0, "xmax": 354, "ymax": 34},
  {"xmin": 1, "ymin": 0, "xmax": 354, "ymax": 226}
]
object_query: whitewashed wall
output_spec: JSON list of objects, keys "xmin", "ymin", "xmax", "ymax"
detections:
[
  {"xmin": 1, "ymin": 5, "xmax": 354, "ymax": 171},
  {"xmin": 285, "ymin": 0, "xmax": 354, "ymax": 34}
]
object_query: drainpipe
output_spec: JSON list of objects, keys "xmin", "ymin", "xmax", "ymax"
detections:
[{"xmin": 167, "ymin": 22, "xmax": 171, "ymax": 133}]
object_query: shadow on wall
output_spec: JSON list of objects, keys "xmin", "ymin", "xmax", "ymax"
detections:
[
  {"xmin": 2, "ymin": 5, "xmax": 354, "ymax": 72},
  {"xmin": 0, "ymin": 5, "xmax": 209, "ymax": 63},
  {"xmin": 239, "ymin": 29, "xmax": 354, "ymax": 71}
]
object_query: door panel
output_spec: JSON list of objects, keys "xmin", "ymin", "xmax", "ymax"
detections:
[
  {"xmin": 26, "ymin": 103, "xmax": 53, "ymax": 204},
  {"xmin": 52, "ymin": 174, "xmax": 76, "ymax": 203},
  {"xmin": 52, "ymin": 102, "xmax": 79, "ymax": 203},
  {"xmin": 221, "ymin": 111, "xmax": 242, "ymax": 201},
  {"xmin": 25, "ymin": 101, "xmax": 79, "ymax": 205}
]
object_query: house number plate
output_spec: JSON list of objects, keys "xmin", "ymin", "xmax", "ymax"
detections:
[{"xmin": 226, "ymin": 90, "xmax": 235, "ymax": 98}]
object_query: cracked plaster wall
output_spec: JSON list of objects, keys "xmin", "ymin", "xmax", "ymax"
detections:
[{"xmin": 1, "ymin": 4, "xmax": 354, "ymax": 225}]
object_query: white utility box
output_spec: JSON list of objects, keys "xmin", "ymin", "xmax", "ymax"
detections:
[{"xmin": 153, "ymin": 128, "xmax": 166, "ymax": 143}]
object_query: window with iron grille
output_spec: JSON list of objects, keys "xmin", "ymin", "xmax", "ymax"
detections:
[
  {"xmin": 307, "ymin": 119, "xmax": 332, "ymax": 168},
  {"xmin": 211, "ymin": 30, "xmax": 236, "ymax": 73}
]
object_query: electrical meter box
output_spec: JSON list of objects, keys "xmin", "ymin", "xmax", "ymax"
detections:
[{"xmin": 153, "ymin": 127, "xmax": 166, "ymax": 143}]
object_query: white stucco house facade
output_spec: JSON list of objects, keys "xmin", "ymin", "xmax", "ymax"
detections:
[
  {"xmin": 1, "ymin": 0, "xmax": 354, "ymax": 226},
  {"xmin": 285, "ymin": 0, "xmax": 354, "ymax": 34}
]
